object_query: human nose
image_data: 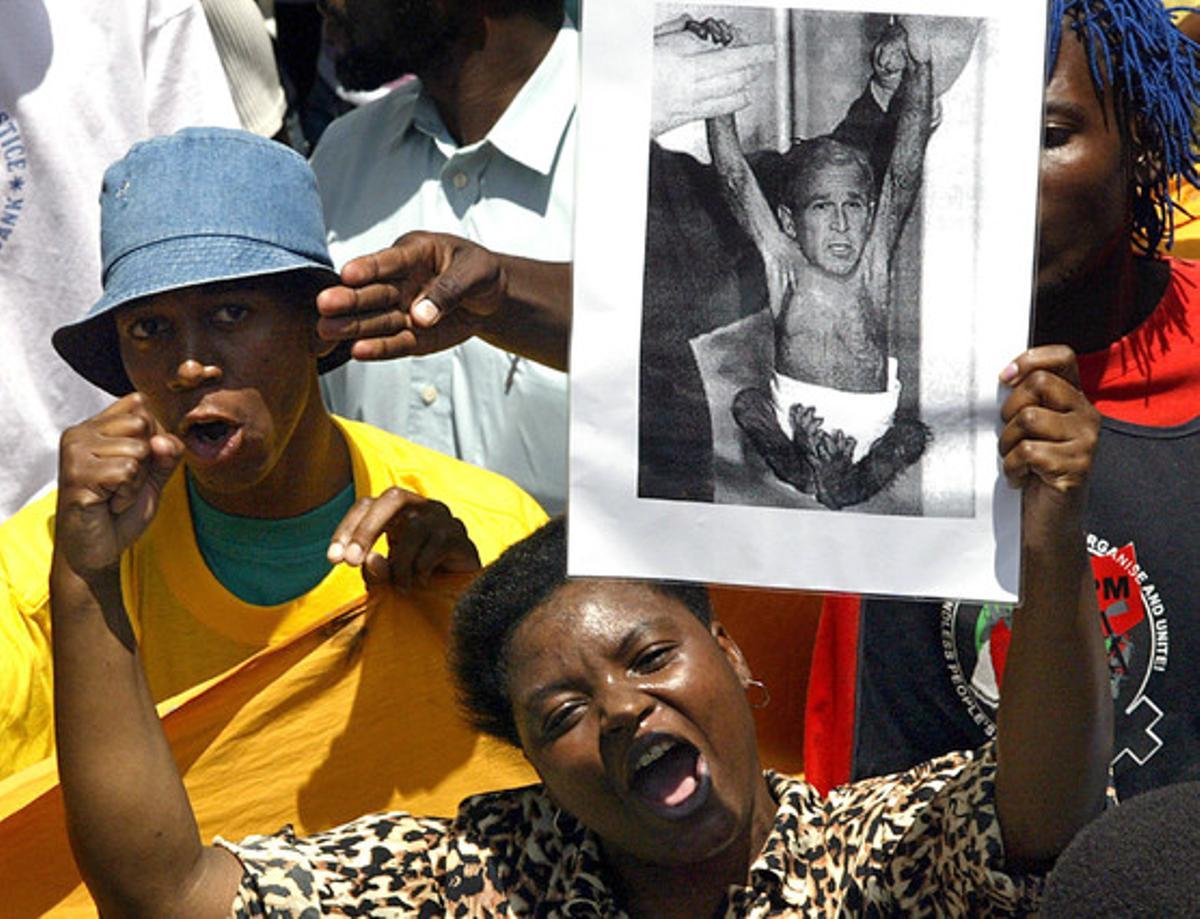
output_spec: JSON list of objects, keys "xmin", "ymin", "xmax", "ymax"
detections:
[
  {"xmin": 831, "ymin": 205, "xmax": 850, "ymax": 232},
  {"xmin": 168, "ymin": 358, "xmax": 222, "ymax": 392},
  {"xmin": 166, "ymin": 321, "xmax": 224, "ymax": 391},
  {"xmin": 596, "ymin": 681, "xmax": 654, "ymax": 737}
]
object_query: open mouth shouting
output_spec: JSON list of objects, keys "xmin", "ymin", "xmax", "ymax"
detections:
[
  {"xmin": 179, "ymin": 412, "xmax": 244, "ymax": 466},
  {"xmin": 626, "ymin": 732, "xmax": 712, "ymax": 820}
]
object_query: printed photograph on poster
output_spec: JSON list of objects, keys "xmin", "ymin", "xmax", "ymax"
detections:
[
  {"xmin": 642, "ymin": 7, "xmax": 981, "ymax": 516},
  {"xmin": 569, "ymin": 0, "xmax": 1047, "ymax": 601}
]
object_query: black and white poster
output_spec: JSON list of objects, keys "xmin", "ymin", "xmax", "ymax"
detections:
[{"xmin": 569, "ymin": 0, "xmax": 1046, "ymax": 602}]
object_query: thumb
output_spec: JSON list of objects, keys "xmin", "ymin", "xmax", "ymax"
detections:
[
  {"xmin": 147, "ymin": 433, "xmax": 184, "ymax": 493},
  {"xmin": 409, "ymin": 246, "xmax": 503, "ymax": 328},
  {"xmin": 409, "ymin": 295, "xmax": 443, "ymax": 328}
]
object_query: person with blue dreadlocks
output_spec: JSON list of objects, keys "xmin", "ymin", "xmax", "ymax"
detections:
[{"xmin": 804, "ymin": 0, "xmax": 1200, "ymax": 804}]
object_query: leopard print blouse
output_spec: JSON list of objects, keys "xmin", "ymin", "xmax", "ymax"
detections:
[{"xmin": 219, "ymin": 744, "xmax": 1043, "ymax": 916}]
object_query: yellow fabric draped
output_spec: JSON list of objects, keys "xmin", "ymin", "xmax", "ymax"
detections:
[{"xmin": 0, "ymin": 580, "xmax": 535, "ymax": 917}]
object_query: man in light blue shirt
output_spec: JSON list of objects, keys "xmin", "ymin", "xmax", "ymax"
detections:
[{"xmin": 311, "ymin": 0, "xmax": 575, "ymax": 514}]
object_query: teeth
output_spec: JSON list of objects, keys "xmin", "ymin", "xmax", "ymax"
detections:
[{"xmin": 634, "ymin": 739, "xmax": 677, "ymax": 774}]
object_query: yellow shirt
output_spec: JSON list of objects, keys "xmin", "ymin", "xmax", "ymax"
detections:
[
  {"xmin": 0, "ymin": 490, "xmax": 57, "ymax": 778},
  {"xmin": 124, "ymin": 416, "xmax": 547, "ymax": 702},
  {"xmin": 0, "ymin": 582, "xmax": 537, "ymax": 917},
  {"xmin": 0, "ymin": 416, "xmax": 546, "ymax": 779}
]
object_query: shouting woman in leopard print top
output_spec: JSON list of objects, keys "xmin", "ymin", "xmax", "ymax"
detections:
[{"xmin": 53, "ymin": 346, "xmax": 1110, "ymax": 916}]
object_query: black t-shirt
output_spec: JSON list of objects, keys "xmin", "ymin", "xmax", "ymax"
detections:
[{"xmin": 817, "ymin": 258, "xmax": 1200, "ymax": 799}]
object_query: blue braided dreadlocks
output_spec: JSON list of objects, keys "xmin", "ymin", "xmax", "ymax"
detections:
[{"xmin": 1048, "ymin": 0, "xmax": 1200, "ymax": 251}]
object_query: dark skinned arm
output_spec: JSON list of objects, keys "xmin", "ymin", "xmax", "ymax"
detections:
[
  {"xmin": 52, "ymin": 395, "xmax": 241, "ymax": 917},
  {"xmin": 992, "ymin": 346, "xmax": 1112, "ymax": 871},
  {"xmin": 316, "ymin": 231, "xmax": 571, "ymax": 372}
]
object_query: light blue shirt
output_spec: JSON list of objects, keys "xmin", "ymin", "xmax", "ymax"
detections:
[{"xmin": 311, "ymin": 21, "xmax": 577, "ymax": 515}]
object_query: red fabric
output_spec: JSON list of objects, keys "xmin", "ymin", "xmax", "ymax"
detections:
[
  {"xmin": 1077, "ymin": 258, "xmax": 1200, "ymax": 425},
  {"xmin": 802, "ymin": 593, "xmax": 861, "ymax": 795}
]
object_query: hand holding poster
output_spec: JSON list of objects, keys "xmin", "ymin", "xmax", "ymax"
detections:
[{"xmin": 569, "ymin": 0, "xmax": 1048, "ymax": 602}]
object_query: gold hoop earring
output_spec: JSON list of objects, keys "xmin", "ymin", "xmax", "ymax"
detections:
[{"xmin": 745, "ymin": 677, "xmax": 771, "ymax": 710}]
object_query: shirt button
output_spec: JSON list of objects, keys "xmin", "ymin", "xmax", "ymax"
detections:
[
  {"xmin": 452, "ymin": 172, "xmax": 468, "ymax": 189},
  {"xmin": 420, "ymin": 384, "xmax": 439, "ymax": 405}
]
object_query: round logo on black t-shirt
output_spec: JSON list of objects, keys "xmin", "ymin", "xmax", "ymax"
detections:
[{"xmin": 942, "ymin": 533, "xmax": 1169, "ymax": 767}]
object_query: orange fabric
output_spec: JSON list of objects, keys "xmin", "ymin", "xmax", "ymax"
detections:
[
  {"xmin": 0, "ymin": 580, "xmax": 534, "ymax": 917},
  {"xmin": 712, "ymin": 586, "xmax": 821, "ymax": 777},
  {"xmin": 802, "ymin": 594, "xmax": 862, "ymax": 795}
]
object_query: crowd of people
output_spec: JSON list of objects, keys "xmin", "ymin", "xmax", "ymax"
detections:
[{"xmin": 0, "ymin": 0, "xmax": 1198, "ymax": 915}]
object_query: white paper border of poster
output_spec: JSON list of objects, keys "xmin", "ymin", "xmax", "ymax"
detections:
[{"xmin": 569, "ymin": 0, "xmax": 1047, "ymax": 603}]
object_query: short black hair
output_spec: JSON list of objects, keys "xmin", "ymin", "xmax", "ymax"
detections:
[
  {"xmin": 784, "ymin": 136, "xmax": 875, "ymax": 208},
  {"xmin": 450, "ymin": 517, "xmax": 712, "ymax": 747}
]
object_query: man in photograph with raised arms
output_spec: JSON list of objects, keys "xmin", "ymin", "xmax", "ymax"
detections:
[
  {"xmin": 699, "ymin": 14, "xmax": 937, "ymax": 511},
  {"xmin": 638, "ymin": 12, "xmax": 978, "ymax": 507}
]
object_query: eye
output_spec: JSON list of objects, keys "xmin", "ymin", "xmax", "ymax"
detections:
[
  {"xmin": 542, "ymin": 700, "xmax": 585, "ymax": 740},
  {"xmin": 632, "ymin": 643, "xmax": 677, "ymax": 675},
  {"xmin": 124, "ymin": 316, "xmax": 169, "ymax": 341},
  {"xmin": 1042, "ymin": 125, "xmax": 1072, "ymax": 150},
  {"xmin": 212, "ymin": 303, "xmax": 250, "ymax": 326}
]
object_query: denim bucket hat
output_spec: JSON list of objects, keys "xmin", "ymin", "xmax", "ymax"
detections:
[{"xmin": 52, "ymin": 127, "xmax": 346, "ymax": 396}]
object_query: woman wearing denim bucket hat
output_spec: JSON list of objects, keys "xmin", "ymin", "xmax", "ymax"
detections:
[{"xmin": 0, "ymin": 127, "xmax": 547, "ymax": 788}]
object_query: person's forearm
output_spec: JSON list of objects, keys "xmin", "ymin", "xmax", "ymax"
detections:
[
  {"xmin": 52, "ymin": 556, "xmax": 217, "ymax": 916},
  {"xmin": 706, "ymin": 113, "xmax": 762, "ymax": 223},
  {"xmin": 885, "ymin": 58, "xmax": 932, "ymax": 220},
  {"xmin": 705, "ymin": 114, "xmax": 788, "ymax": 268},
  {"xmin": 707, "ymin": 112, "xmax": 749, "ymax": 181},
  {"xmin": 480, "ymin": 256, "xmax": 572, "ymax": 371},
  {"xmin": 995, "ymin": 506, "xmax": 1112, "ymax": 870},
  {"xmin": 894, "ymin": 57, "xmax": 932, "ymax": 144}
]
